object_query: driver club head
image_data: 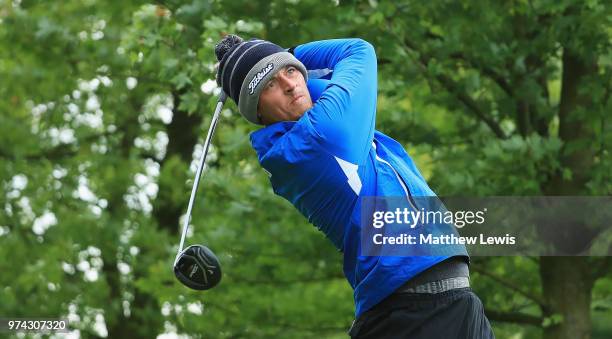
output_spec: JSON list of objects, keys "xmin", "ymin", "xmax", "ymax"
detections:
[{"xmin": 174, "ymin": 244, "xmax": 222, "ymax": 290}]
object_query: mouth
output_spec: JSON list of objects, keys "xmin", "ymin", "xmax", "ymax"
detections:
[{"xmin": 290, "ymin": 95, "xmax": 304, "ymax": 104}]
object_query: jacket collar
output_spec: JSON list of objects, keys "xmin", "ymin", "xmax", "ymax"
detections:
[{"xmin": 249, "ymin": 121, "xmax": 297, "ymax": 158}]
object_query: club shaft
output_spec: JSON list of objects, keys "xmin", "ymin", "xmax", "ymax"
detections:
[{"xmin": 174, "ymin": 91, "xmax": 226, "ymax": 266}]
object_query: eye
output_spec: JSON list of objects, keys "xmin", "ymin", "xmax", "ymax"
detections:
[{"xmin": 287, "ymin": 67, "xmax": 295, "ymax": 74}]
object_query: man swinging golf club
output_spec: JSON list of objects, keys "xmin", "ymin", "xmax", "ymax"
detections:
[{"xmin": 208, "ymin": 34, "xmax": 495, "ymax": 338}]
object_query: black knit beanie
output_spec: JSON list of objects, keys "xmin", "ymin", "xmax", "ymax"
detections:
[{"xmin": 214, "ymin": 34, "xmax": 308, "ymax": 125}]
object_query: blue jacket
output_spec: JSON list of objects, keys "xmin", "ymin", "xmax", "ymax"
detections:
[{"xmin": 250, "ymin": 39, "xmax": 468, "ymax": 317}]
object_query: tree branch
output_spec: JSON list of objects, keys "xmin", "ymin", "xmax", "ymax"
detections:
[
  {"xmin": 471, "ymin": 265, "xmax": 546, "ymax": 307},
  {"xmin": 599, "ymin": 75, "xmax": 611, "ymax": 157},
  {"xmin": 0, "ymin": 130, "xmax": 115, "ymax": 161},
  {"xmin": 401, "ymin": 38, "xmax": 508, "ymax": 139},
  {"xmin": 448, "ymin": 51, "xmax": 515, "ymax": 98},
  {"xmin": 421, "ymin": 29, "xmax": 515, "ymax": 99},
  {"xmin": 592, "ymin": 256, "xmax": 612, "ymax": 281},
  {"xmin": 485, "ymin": 308, "xmax": 542, "ymax": 326}
]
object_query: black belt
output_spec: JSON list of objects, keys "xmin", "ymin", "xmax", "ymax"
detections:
[{"xmin": 394, "ymin": 256, "xmax": 470, "ymax": 294}]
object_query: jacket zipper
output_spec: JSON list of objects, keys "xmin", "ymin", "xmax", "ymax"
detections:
[{"xmin": 373, "ymin": 142, "xmax": 419, "ymax": 211}]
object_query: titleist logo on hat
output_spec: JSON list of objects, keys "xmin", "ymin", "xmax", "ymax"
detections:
[{"xmin": 248, "ymin": 63, "xmax": 274, "ymax": 95}]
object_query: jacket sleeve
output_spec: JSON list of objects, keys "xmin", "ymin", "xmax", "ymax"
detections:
[{"xmin": 293, "ymin": 39, "xmax": 377, "ymax": 165}]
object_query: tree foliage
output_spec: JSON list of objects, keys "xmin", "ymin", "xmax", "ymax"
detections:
[{"xmin": 0, "ymin": 0, "xmax": 610, "ymax": 338}]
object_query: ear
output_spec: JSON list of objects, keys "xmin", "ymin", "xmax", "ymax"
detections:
[
  {"xmin": 256, "ymin": 105, "xmax": 268, "ymax": 125},
  {"xmin": 256, "ymin": 101, "xmax": 264, "ymax": 124}
]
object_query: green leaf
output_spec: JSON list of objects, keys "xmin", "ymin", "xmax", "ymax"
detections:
[
  {"xmin": 177, "ymin": 91, "xmax": 200, "ymax": 113},
  {"xmin": 170, "ymin": 72, "xmax": 192, "ymax": 90}
]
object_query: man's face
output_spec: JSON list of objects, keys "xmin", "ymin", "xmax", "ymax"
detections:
[{"xmin": 257, "ymin": 65, "xmax": 313, "ymax": 125}]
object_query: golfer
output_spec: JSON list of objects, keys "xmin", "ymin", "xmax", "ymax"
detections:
[{"xmin": 214, "ymin": 35, "xmax": 495, "ymax": 338}]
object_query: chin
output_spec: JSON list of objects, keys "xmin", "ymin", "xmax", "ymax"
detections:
[
  {"xmin": 293, "ymin": 110, "xmax": 307, "ymax": 120},
  {"xmin": 296, "ymin": 103, "xmax": 312, "ymax": 116},
  {"xmin": 289, "ymin": 113, "xmax": 302, "ymax": 121}
]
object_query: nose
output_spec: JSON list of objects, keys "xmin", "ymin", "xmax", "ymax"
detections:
[{"xmin": 278, "ymin": 73, "xmax": 297, "ymax": 93}]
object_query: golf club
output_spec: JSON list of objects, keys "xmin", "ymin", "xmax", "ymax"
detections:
[{"xmin": 173, "ymin": 91, "xmax": 226, "ymax": 290}]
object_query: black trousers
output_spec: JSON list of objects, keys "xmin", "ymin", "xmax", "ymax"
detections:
[{"xmin": 348, "ymin": 288, "xmax": 495, "ymax": 339}]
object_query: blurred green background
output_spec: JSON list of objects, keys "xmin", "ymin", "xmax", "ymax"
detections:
[{"xmin": 0, "ymin": 0, "xmax": 610, "ymax": 338}]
